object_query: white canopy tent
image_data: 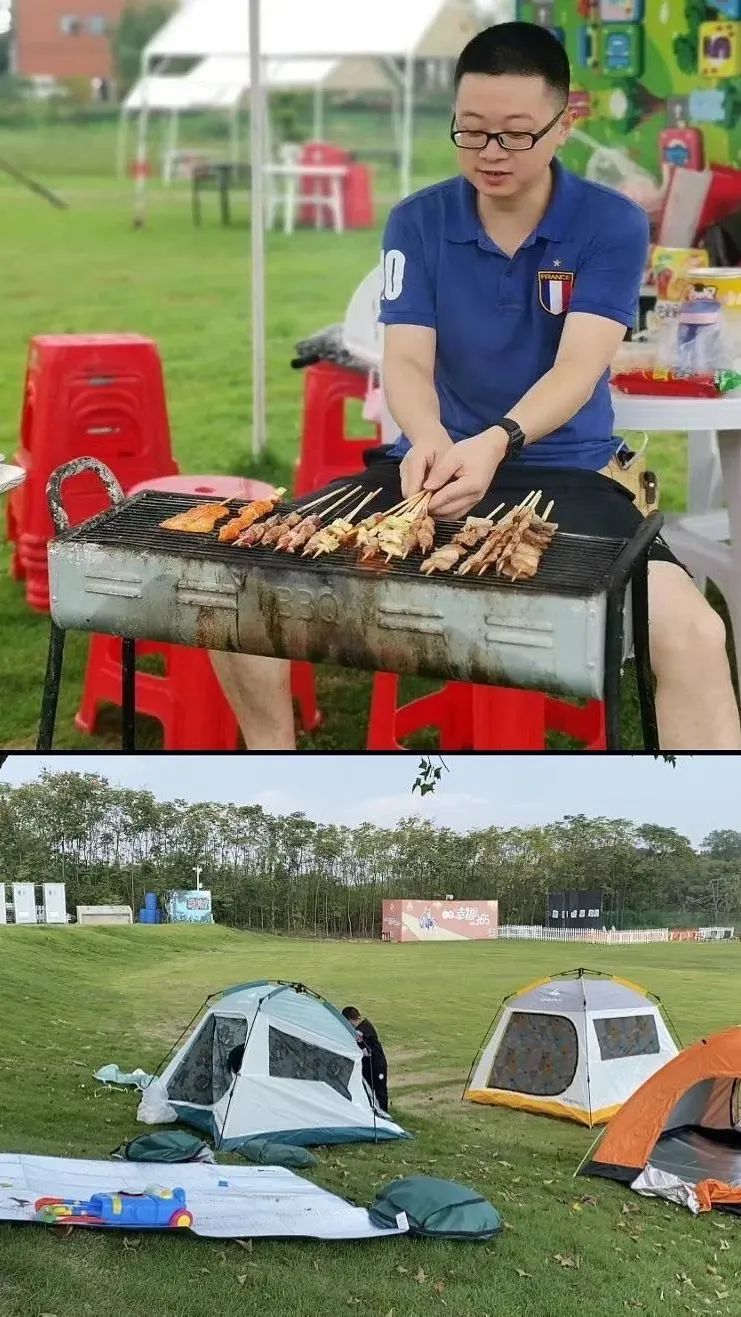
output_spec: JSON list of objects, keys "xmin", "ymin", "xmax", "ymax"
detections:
[
  {"xmin": 134, "ymin": 0, "xmax": 480, "ymax": 455},
  {"xmin": 122, "ymin": 55, "xmax": 395, "ymax": 177}
]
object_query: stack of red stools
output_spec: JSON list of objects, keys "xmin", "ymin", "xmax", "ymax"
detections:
[
  {"xmin": 75, "ymin": 474, "xmax": 322, "ymax": 750},
  {"xmin": 297, "ymin": 142, "xmax": 374, "ymax": 230},
  {"xmin": 294, "ymin": 360, "xmax": 382, "ymax": 496},
  {"xmin": 6, "ymin": 334, "xmax": 178, "ymax": 611}
]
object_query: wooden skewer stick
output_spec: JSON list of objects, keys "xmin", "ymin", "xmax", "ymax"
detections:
[
  {"xmin": 296, "ymin": 485, "xmax": 351, "ymax": 512},
  {"xmin": 541, "ymin": 499, "xmax": 555, "ymax": 522},
  {"xmin": 344, "ymin": 487, "xmax": 382, "ymax": 522},
  {"xmin": 484, "ymin": 502, "xmax": 506, "ymax": 521}
]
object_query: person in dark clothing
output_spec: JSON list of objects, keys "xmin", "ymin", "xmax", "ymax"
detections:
[{"xmin": 342, "ymin": 1006, "xmax": 389, "ymax": 1112}]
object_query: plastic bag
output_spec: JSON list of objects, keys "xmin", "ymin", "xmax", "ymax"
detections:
[{"xmin": 136, "ymin": 1077, "xmax": 178, "ymax": 1126}]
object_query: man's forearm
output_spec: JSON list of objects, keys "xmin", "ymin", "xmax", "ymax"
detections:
[
  {"xmin": 383, "ymin": 355, "xmax": 446, "ymax": 445},
  {"xmin": 481, "ymin": 360, "xmax": 598, "ymax": 448}
]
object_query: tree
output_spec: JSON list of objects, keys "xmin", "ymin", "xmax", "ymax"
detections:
[{"xmin": 110, "ymin": 3, "xmax": 173, "ymax": 95}]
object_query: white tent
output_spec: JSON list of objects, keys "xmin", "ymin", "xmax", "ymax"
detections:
[
  {"xmin": 464, "ymin": 970, "xmax": 678, "ymax": 1128},
  {"xmin": 133, "ymin": 0, "xmax": 479, "ymax": 455},
  {"xmin": 123, "ymin": 55, "xmax": 395, "ymax": 172},
  {"xmin": 151, "ymin": 980, "xmax": 409, "ymax": 1148}
]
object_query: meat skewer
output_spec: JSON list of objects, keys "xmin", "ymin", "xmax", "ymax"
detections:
[
  {"xmin": 217, "ymin": 487, "xmax": 287, "ymax": 544},
  {"xmin": 302, "ymin": 488, "xmax": 382, "ymax": 558},
  {"xmin": 499, "ymin": 500, "xmax": 558, "ymax": 580},
  {"xmin": 456, "ymin": 491, "xmax": 541, "ymax": 577},
  {"xmin": 233, "ymin": 486, "xmax": 351, "ymax": 548},
  {"xmin": 419, "ymin": 502, "xmax": 506, "ymax": 575},
  {"xmin": 486, "ymin": 494, "xmax": 542, "ymax": 577},
  {"xmin": 357, "ymin": 492, "xmax": 431, "ymax": 563},
  {"xmin": 159, "ymin": 502, "xmax": 230, "ymax": 534},
  {"xmin": 274, "ymin": 486, "xmax": 363, "ymax": 553}
]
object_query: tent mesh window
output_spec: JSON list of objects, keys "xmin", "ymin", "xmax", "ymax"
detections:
[
  {"xmin": 168, "ymin": 1015, "xmax": 248, "ymax": 1105},
  {"xmin": 488, "ymin": 1011, "xmax": 578, "ymax": 1096},
  {"xmin": 268, "ymin": 1026, "xmax": 354, "ymax": 1100},
  {"xmin": 593, "ymin": 1014, "xmax": 660, "ymax": 1061}
]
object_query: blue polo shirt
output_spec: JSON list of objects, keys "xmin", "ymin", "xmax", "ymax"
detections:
[{"xmin": 378, "ymin": 159, "xmax": 649, "ymax": 470}]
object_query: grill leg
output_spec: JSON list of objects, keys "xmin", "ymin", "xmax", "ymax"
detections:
[
  {"xmin": 631, "ymin": 558, "xmax": 660, "ymax": 754},
  {"xmin": 121, "ymin": 638, "xmax": 137, "ymax": 751},
  {"xmin": 37, "ymin": 622, "xmax": 67, "ymax": 751},
  {"xmin": 603, "ymin": 595, "xmax": 623, "ymax": 751}
]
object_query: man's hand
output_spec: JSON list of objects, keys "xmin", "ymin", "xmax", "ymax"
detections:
[
  {"xmin": 400, "ymin": 427, "xmax": 454, "ymax": 500},
  {"xmin": 423, "ymin": 430, "xmax": 508, "ymax": 519}
]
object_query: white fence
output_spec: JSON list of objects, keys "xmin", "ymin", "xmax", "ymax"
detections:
[
  {"xmin": 498, "ymin": 926, "xmax": 669, "ymax": 944},
  {"xmin": 497, "ymin": 925, "xmax": 735, "ymax": 944}
]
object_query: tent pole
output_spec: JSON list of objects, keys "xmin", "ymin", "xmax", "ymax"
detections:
[
  {"xmin": 163, "ymin": 107, "xmax": 179, "ymax": 184},
  {"xmin": 249, "ymin": 0, "xmax": 267, "ymax": 456},
  {"xmin": 400, "ymin": 52, "xmax": 414, "ymax": 199},
  {"xmin": 133, "ymin": 57, "xmax": 151, "ymax": 228}
]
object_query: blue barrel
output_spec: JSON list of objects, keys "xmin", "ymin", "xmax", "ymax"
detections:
[{"xmin": 144, "ymin": 892, "xmax": 158, "ymax": 912}]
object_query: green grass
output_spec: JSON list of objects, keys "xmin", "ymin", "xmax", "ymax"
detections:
[
  {"xmin": 1, "ymin": 927, "xmax": 740, "ymax": 1316},
  {"xmin": 0, "ymin": 115, "xmax": 712, "ymax": 751}
]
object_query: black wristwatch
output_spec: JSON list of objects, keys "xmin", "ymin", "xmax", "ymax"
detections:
[{"xmin": 495, "ymin": 417, "xmax": 527, "ymax": 462}]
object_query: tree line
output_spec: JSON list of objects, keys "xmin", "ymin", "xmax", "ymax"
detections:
[{"xmin": 0, "ymin": 771, "xmax": 739, "ymax": 935}]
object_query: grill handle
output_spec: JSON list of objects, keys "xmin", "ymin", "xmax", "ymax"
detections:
[
  {"xmin": 604, "ymin": 509, "xmax": 664, "ymax": 594},
  {"xmin": 46, "ymin": 457, "xmax": 125, "ymax": 534}
]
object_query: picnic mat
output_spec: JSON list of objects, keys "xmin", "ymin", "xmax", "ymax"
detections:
[{"xmin": 0, "ymin": 1154, "xmax": 405, "ymax": 1241}]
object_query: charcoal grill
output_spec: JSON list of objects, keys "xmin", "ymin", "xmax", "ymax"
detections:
[{"xmin": 37, "ymin": 458, "xmax": 663, "ymax": 751}]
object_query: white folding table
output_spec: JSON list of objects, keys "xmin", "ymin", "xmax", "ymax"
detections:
[
  {"xmin": 611, "ymin": 390, "xmax": 741, "ymax": 689},
  {"xmin": 263, "ymin": 163, "xmax": 348, "ymax": 236}
]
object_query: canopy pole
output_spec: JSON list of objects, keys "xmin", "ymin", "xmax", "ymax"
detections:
[
  {"xmin": 116, "ymin": 107, "xmax": 128, "ymax": 179},
  {"xmin": 163, "ymin": 107, "xmax": 179, "ymax": 184},
  {"xmin": 249, "ymin": 0, "xmax": 267, "ymax": 457},
  {"xmin": 133, "ymin": 59, "xmax": 151, "ymax": 228},
  {"xmin": 400, "ymin": 52, "xmax": 414, "ymax": 198}
]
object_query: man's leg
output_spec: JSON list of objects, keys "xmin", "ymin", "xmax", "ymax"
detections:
[
  {"xmin": 648, "ymin": 561, "xmax": 741, "ymax": 750},
  {"xmin": 210, "ymin": 653, "xmax": 295, "ymax": 750}
]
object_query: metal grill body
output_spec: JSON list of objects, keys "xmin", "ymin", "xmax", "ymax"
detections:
[{"xmin": 48, "ymin": 491, "xmax": 637, "ymax": 700}]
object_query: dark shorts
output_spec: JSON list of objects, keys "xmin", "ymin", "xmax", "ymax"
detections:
[{"xmin": 309, "ymin": 451, "xmax": 685, "ymax": 571}]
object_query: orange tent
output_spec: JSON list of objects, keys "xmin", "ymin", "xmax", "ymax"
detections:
[{"xmin": 582, "ymin": 1026, "xmax": 741, "ymax": 1214}]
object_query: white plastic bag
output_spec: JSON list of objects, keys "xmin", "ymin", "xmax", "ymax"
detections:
[{"xmin": 136, "ymin": 1077, "xmax": 178, "ymax": 1125}]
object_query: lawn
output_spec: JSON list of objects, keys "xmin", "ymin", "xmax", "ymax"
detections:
[
  {"xmin": 0, "ymin": 114, "xmax": 707, "ymax": 751},
  {"xmin": 1, "ymin": 926, "xmax": 740, "ymax": 1317}
]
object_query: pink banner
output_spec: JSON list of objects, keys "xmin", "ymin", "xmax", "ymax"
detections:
[{"xmin": 382, "ymin": 900, "xmax": 498, "ymax": 942}]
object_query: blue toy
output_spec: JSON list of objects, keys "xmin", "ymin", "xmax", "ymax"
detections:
[{"xmin": 35, "ymin": 1187, "xmax": 193, "ymax": 1230}]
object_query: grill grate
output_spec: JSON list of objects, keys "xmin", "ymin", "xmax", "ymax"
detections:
[{"xmin": 60, "ymin": 491, "xmax": 633, "ymax": 599}]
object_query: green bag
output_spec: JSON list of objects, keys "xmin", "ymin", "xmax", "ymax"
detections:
[
  {"xmin": 235, "ymin": 1138, "xmax": 318, "ymax": 1169},
  {"xmin": 369, "ymin": 1175, "xmax": 502, "ymax": 1241},
  {"xmin": 112, "ymin": 1131, "xmax": 213, "ymax": 1163}
]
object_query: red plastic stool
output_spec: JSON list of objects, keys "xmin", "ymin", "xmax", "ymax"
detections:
[
  {"xmin": 294, "ymin": 361, "xmax": 382, "ymax": 496},
  {"xmin": 367, "ymin": 675, "xmax": 606, "ymax": 751},
  {"xmin": 127, "ymin": 473, "xmax": 273, "ymax": 501},
  {"xmin": 9, "ymin": 334, "xmax": 178, "ymax": 611},
  {"xmin": 76, "ymin": 637, "xmax": 321, "ymax": 750}
]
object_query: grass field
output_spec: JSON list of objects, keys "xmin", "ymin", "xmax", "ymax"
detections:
[
  {"xmin": 1, "ymin": 927, "xmax": 740, "ymax": 1316},
  {"xmin": 0, "ymin": 114, "xmax": 713, "ymax": 751}
]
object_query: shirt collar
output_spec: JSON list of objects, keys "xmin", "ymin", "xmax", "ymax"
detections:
[{"xmin": 444, "ymin": 159, "xmax": 578, "ymax": 246}]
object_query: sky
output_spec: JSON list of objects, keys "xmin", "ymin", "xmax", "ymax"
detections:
[{"xmin": 2, "ymin": 754, "xmax": 739, "ymax": 847}]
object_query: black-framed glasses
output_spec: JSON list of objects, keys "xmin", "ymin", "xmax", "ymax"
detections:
[{"xmin": 450, "ymin": 105, "xmax": 566, "ymax": 152}]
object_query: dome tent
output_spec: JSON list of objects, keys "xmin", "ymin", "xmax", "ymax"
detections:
[
  {"xmin": 152, "ymin": 980, "xmax": 408, "ymax": 1148},
  {"xmin": 581, "ymin": 1026, "xmax": 741, "ymax": 1214},
  {"xmin": 464, "ymin": 969, "xmax": 679, "ymax": 1128}
]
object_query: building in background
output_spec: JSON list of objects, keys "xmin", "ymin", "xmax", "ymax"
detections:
[{"xmin": 12, "ymin": 0, "xmax": 176, "ymax": 98}]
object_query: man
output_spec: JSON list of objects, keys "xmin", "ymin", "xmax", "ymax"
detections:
[
  {"xmin": 342, "ymin": 1006, "xmax": 389, "ymax": 1112},
  {"xmin": 212, "ymin": 22, "xmax": 741, "ymax": 751}
]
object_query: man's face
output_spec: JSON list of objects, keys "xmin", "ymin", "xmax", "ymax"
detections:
[{"xmin": 453, "ymin": 73, "xmax": 570, "ymax": 201}]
